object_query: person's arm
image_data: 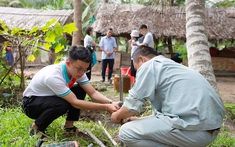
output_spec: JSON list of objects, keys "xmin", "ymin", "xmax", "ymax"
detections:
[
  {"xmin": 129, "ymin": 39, "xmax": 132, "ymax": 50},
  {"xmin": 136, "ymin": 42, "xmax": 147, "ymax": 46},
  {"xmin": 62, "ymin": 91, "xmax": 117, "ymax": 113},
  {"xmin": 98, "ymin": 38, "xmax": 107, "ymax": 53},
  {"xmin": 111, "ymin": 47, "xmax": 117, "ymax": 54},
  {"xmin": 80, "ymin": 83, "xmax": 112, "ymax": 104},
  {"xmin": 92, "ymin": 41, "xmax": 97, "ymax": 47},
  {"xmin": 111, "ymin": 37, "xmax": 117, "ymax": 54},
  {"xmin": 136, "ymin": 34, "xmax": 150, "ymax": 46},
  {"xmin": 111, "ymin": 106, "xmax": 136, "ymax": 124},
  {"xmin": 100, "ymin": 46, "xmax": 107, "ymax": 54},
  {"xmin": 111, "ymin": 62, "xmax": 157, "ymax": 124}
]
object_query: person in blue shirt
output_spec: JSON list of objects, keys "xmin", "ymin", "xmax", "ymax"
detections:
[
  {"xmin": 99, "ymin": 28, "xmax": 117, "ymax": 83},
  {"xmin": 5, "ymin": 47, "xmax": 14, "ymax": 66},
  {"xmin": 111, "ymin": 46, "xmax": 226, "ymax": 147}
]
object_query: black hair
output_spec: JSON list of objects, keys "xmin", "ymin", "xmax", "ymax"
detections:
[
  {"xmin": 139, "ymin": 24, "xmax": 148, "ymax": 30},
  {"xmin": 132, "ymin": 46, "xmax": 158, "ymax": 62},
  {"xmin": 68, "ymin": 45, "xmax": 92, "ymax": 63},
  {"xmin": 86, "ymin": 27, "xmax": 93, "ymax": 35},
  {"xmin": 108, "ymin": 28, "xmax": 113, "ymax": 31}
]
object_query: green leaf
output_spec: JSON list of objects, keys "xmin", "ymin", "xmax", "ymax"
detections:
[
  {"xmin": 54, "ymin": 22, "xmax": 63, "ymax": 36},
  {"xmin": 45, "ymin": 32, "xmax": 56, "ymax": 43},
  {"xmin": 27, "ymin": 55, "xmax": 36, "ymax": 62},
  {"xmin": 0, "ymin": 20, "xmax": 9, "ymax": 34},
  {"xmin": 63, "ymin": 22, "xmax": 78, "ymax": 35},
  {"xmin": 41, "ymin": 19, "xmax": 57, "ymax": 32},
  {"xmin": 44, "ymin": 43, "xmax": 52, "ymax": 50},
  {"xmin": 82, "ymin": 5, "xmax": 91, "ymax": 21},
  {"xmin": 55, "ymin": 43, "xmax": 64, "ymax": 53},
  {"xmin": 11, "ymin": 28, "xmax": 22, "ymax": 35},
  {"xmin": 29, "ymin": 26, "xmax": 39, "ymax": 35}
]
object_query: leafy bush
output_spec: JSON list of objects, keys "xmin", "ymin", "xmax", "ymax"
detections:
[{"xmin": 224, "ymin": 104, "xmax": 235, "ymax": 123}]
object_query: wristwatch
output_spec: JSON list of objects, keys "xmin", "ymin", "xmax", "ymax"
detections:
[{"xmin": 109, "ymin": 100, "xmax": 113, "ymax": 104}]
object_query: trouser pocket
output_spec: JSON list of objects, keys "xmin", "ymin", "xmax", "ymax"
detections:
[{"xmin": 21, "ymin": 96, "xmax": 36, "ymax": 115}]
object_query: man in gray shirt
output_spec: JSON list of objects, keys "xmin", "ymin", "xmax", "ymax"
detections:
[
  {"xmin": 111, "ymin": 46, "xmax": 225, "ymax": 147},
  {"xmin": 134, "ymin": 24, "xmax": 154, "ymax": 48}
]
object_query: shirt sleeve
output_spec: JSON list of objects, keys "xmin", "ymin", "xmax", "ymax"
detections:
[
  {"xmin": 88, "ymin": 36, "xmax": 93, "ymax": 45},
  {"xmin": 46, "ymin": 76, "xmax": 71, "ymax": 97},
  {"xmin": 99, "ymin": 37, "xmax": 104, "ymax": 47},
  {"xmin": 76, "ymin": 74, "xmax": 89, "ymax": 85},
  {"xmin": 143, "ymin": 33, "xmax": 151, "ymax": 46},
  {"xmin": 124, "ymin": 62, "xmax": 157, "ymax": 113},
  {"xmin": 113, "ymin": 37, "xmax": 117, "ymax": 48}
]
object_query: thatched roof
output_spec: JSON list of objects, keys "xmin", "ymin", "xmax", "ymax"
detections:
[
  {"xmin": 92, "ymin": 3, "xmax": 235, "ymax": 41},
  {"xmin": 0, "ymin": 7, "xmax": 74, "ymax": 30}
]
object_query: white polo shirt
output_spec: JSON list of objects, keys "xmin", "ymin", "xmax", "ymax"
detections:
[{"xmin": 23, "ymin": 62, "xmax": 89, "ymax": 98}]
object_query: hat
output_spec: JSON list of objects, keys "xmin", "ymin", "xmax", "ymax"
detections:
[{"xmin": 130, "ymin": 30, "xmax": 139, "ymax": 37}]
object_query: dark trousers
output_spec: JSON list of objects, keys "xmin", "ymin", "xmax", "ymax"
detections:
[
  {"xmin": 21, "ymin": 84, "xmax": 86, "ymax": 132},
  {"xmin": 101, "ymin": 59, "xmax": 114, "ymax": 80},
  {"xmin": 130, "ymin": 60, "xmax": 136, "ymax": 77}
]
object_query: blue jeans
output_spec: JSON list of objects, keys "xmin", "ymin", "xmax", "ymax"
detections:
[{"xmin": 101, "ymin": 59, "xmax": 114, "ymax": 80}]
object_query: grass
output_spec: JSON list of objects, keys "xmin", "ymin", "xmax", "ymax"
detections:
[{"xmin": 0, "ymin": 103, "xmax": 120, "ymax": 147}]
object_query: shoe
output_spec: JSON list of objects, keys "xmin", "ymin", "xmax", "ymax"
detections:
[
  {"xmin": 100, "ymin": 79, "xmax": 105, "ymax": 82},
  {"xmin": 108, "ymin": 79, "xmax": 112, "ymax": 84},
  {"xmin": 29, "ymin": 124, "xmax": 44, "ymax": 137},
  {"xmin": 64, "ymin": 126, "xmax": 88, "ymax": 136}
]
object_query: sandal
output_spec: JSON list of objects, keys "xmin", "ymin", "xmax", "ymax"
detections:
[
  {"xmin": 64, "ymin": 126, "xmax": 78, "ymax": 133},
  {"xmin": 64, "ymin": 126, "xmax": 88, "ymax": 135},
  {"xmin": 29, "ymin": 125, "xmax": 45, "ymax": 137}
]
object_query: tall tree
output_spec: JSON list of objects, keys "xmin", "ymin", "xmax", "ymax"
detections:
[
  {"xmin": 72, "ymin": 0, "xmax": 82, "ymax": 45},
  {"xmin": 186, "ymin": 0, "xmax": 218, "ymax": 92}
]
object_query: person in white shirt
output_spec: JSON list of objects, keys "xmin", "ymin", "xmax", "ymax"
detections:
[
  {"xmin": 129, "ymin": 30, "xmax": 139, "ymax": 77},
  {"xmin": 22, "ymin": 45, "xmax": 119, "ymax": 138},
  {"xmin": 133, "ymin": 24, "xmax": 154, "ymax": 48},
  {"xmin": 99, "ymin": 28, "xmax": 117, "ymax": 83},
  {"xmin": 84, "ymin": 26, "xmax": 97, "ymax": 80}
]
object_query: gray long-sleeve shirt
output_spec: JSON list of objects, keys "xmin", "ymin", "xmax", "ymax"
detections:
[{"xmin": 124, "ymin": 55, "xmax": 226, "ymax": 130}]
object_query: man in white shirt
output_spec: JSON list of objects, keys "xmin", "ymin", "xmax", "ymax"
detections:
[
  {"xmin": 22, "ymin": 45, "xmax": 119, "ymax": 138},
  {"xmin": 99, "ymin": 28, "xmax": 117, "ymax": 83},
  {"xmin": 133, "ymin": 24, "xmax": 154, "ymax": 48}
]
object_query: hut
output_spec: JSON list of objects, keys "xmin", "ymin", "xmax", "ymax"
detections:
[
  {"xmin": 92, "ymin": 3, "xmax": 235, "ymax": 41},
  {"xmin": 91, "ymin": 3, "xmax": 235, "ymax": 73},
  {"xmin": 0, "ymin": 7, "xmax": 74, "ymax": 67}
]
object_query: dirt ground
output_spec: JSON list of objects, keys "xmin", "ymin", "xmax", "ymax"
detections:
[{"xmin": 23, "ymin": 67, "xmax": 235, "ymax": 104}]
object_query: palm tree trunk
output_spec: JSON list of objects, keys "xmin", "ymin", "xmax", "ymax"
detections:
[
  {"xmin": 72, "ymin": 0, "xmax": 82, "ymax": 45},
  {"xmin": 186, "ymin": 0, "xmax": 219, "ymax": 93}
]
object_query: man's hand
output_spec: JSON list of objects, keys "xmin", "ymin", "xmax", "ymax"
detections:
[
  {"xmin": 111, "ymin": 111, "xmax": 122, "ymax": 124},
  {"xmin": 106, "ymin": 103, "xmax": 119, "ymax": 113},
  {"xmin": 111, "ymin": 105, "xmax": 136, "ymax": 124},
  {"xmin": 107, "ymin": 52, "xmax": 112, "ymax": 56}
]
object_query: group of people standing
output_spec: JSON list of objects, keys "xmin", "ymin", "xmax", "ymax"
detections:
[
  {"xmin": 22, "ymin": 23, "xmax": 225, "ymax": 147},
  {"xmin": 84, "ymin": 24, "xmax": 154, "ymax": 82}
]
